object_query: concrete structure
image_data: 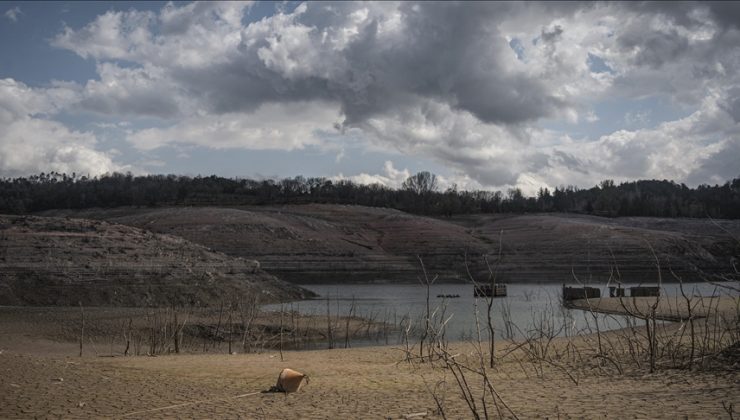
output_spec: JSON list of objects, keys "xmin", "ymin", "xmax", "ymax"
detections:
[
  {"xmin": 630, "ymin": 286, "xmax": 660, "ymax": 297},
  {"xmin": 562, "ymin": 286, "xmax": 601, "ymax": 301}
]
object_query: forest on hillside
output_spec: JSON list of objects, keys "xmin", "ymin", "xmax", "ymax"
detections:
[{"xmin": 1, "ymin": 171, "xmax": 739, "ymax": 219}]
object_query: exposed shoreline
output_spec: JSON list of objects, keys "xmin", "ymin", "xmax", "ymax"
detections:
[
  {"xmin": 1, "ymin": 296, "xmax": 738, "ymax": 418},
  {"xmin": 567, "ymin": 295, "xmax": 739, "ymax": 322}
]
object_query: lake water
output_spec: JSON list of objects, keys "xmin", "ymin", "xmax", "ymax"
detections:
[{"xmin": 266, "ymin": 281, "xmax": 738, "ymax": 347}]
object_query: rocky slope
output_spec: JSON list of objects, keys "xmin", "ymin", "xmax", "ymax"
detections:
[
  {"xmin": 41, "ymin": 205, "xmax": 740, "ymax": 284},
  {"xmin": 0, "ymin": 215, "xmax": 313, "ymax": 306}
]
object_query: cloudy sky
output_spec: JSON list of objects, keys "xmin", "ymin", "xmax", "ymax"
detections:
[{"xmin": 1, "ymin": 1, "xmax": 739, "ymax": 194}]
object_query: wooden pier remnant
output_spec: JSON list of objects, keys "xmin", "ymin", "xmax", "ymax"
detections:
[
  {"xmin": 562, "ymin": 285, "xmax": 601, "ymax": 301},
  {"xmin": 629, "ymin": 286, "xmax": 660, "ymax": 297},
  {"xmin": 474, "ymin": 284, "xmax": 507, "ymax": 298}
]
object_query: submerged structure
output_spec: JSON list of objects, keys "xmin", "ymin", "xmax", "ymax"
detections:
[
  {"xmin": 563, "ymin": 285, "xmax": 661, "ymax": 302},
  {"xmin": 474, "ymin": 284, "xmax": 507, "ymax": 298},
  {"xmin": 562, "ymin": 285, "xmax": 601, "ymax": 301},
  {"xmin": 629, "ymin": 286, "xmax": 661, "ymax": 297}
]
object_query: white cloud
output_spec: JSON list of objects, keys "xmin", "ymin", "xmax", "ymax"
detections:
[
  {"xmin": 248, "ymin": 3, "xmax": 325, "ymax": 81},
  {"xmin": 52, "ymin": 2, "xmax": 250, "ymax": 67},
  {"xmin": 78, "ymin": 63, "xmax": 184, "ymax": 118},
  {"xmin": 334, "ymin": 160, "xmax": 486, "ymax": 193},
  {"xmin": 0, "ymin": 79, "xmax": 123, "ymax": 177},
  {"xmin": 4, "ymin": 6, "xmax": 21, "ymax": 22},
  {"xmin": 538, "ymin": 90, "xmax": 740, "ymax": 187},
  {"xmin": 355, "ymin": 87, "xmax": 740, "ymax": 191},
  {"xmin": 0, "ymin": 78, "xmax": 80, "ymax": 119},
  {"xmin": 357, "ymin": 96, "xmax": 537, "ymax": 188},
  {"xmin": 0, "ymin": 116, "xmax": 123, "ymax": 178},
  {"xmin": 333, "ymin": 160, "xmax": 411, "ymax": 188},
  {"xmin": 52, "ymin": 9, "xmax": 156, "ymax": 61},
  {"xmin": 126, "ymin": 101, "xmax": 342, "ymax": 151}
]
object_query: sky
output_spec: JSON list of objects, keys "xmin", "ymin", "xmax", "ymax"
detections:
[{"xmin": 1, "ymin": 1, "xmax": 739, "ymax": 194}]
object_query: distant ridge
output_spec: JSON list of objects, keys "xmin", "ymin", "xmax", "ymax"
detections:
[{"xmin": 2, "ymin": 172, "xmax": 739, "ymax": 219}]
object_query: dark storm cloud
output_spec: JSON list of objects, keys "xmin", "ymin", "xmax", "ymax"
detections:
[
  {"xmin": 163, "ymin": 2, "xmax": 571, "ymax": 126},
  {"xmin": 387, "ymin": 2, "xmax": 566, "ymax": 125},
  {"xmin": 704, "ymin": 2, "xmax": 740, "ymax": 31},
  {"xmin": 172, "ymin": 58, "xmax": 333, "ymax": 115}
]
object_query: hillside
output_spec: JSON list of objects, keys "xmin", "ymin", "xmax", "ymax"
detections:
[
  {"xmin": 452, "ymin": 213, "xmax": 740, "ymax": 283},
  {"xmin": 42, "ymin": 205, "xmax": 487, "ymax": 283},
  {"xmin": 40, "ymin": 205, "xmax": 740, "ymax": 284},
  {"xmin": 0, "ymin": 215, "xmax": 313, "ymax": 306}
]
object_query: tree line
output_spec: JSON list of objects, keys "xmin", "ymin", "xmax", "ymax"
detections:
[{"xmin": 0, "ymin": 171, "xmax": 739, "ymax": 219}]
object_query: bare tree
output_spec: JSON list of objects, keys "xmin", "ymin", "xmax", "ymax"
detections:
[
  {"xmin": 417, "ymin": 256, "xmax": 438, "ymax": 360},
  {"xmin": 239, "ymin": 294, "xmax": 260, "ymax": 353},
  {"xmin": 465, "ymin": 229, "xmax": 504, "ymax": 368},
  {"xmin": 78, "ymin": 301, "xmax": 85, "ymax": 357},
  {"xmin": 326, "ymin": 295, "xmax": 334, "ymax": 349},
  {"xmin": 403, "ymin": 172, "xmax": 438, "ymax": 195},
  {"xmin": 344, "ymin": 296, "xmax": 356, "ymax": 349}
]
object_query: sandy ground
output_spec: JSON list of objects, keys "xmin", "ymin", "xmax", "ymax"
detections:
[{"xmin": 2, "ymin": 308, "xmax": 739, "ymax": 419}]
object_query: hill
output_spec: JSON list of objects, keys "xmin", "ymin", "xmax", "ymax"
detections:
[
  {"xmin": 41, "ymin": 205, "xmax": 485, "ymax": 283},
  {"xmin": 0, "ymin": 215, "xmax": 313, "ymax": 306},
  {"xmin": 451, "ymin": 213, "xmax": 740, "ymax": 283},
  {"xmin": 40, "ymin": 205, "xmax": 740, "ymax": 284}
]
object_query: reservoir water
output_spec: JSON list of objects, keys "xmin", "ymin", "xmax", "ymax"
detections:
[{"xmin": 266, "ymin": 281, "xmax": 738, "ymax": 347}]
